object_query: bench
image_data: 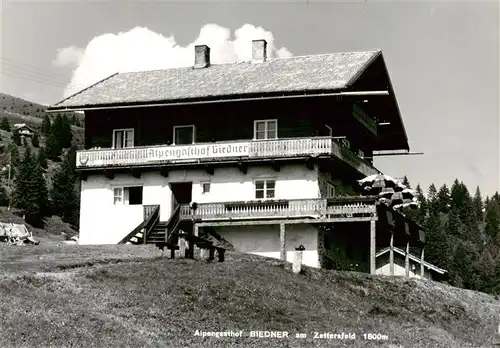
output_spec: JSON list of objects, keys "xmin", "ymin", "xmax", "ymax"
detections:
[
  {"xmin": 155, "ymin": 242, "xmax": 180, "ymax": 259},
  {"xmin": 178, "ymin": 232, "xmax": 226, "ymax": 262}
]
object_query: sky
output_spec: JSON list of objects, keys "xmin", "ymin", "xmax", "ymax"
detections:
[{"xmin": 0, "ymin": 0, "xmax": 499, "ymax": 196}]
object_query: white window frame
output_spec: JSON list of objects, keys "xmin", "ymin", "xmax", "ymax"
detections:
[
  {"xmin": 173, "ymin": 125, "xmax": 195, "ymax": 145},
  {"xmin": 112, "ymin": 186, "xmax": 143, "ymax": 205},
  {"xmin": 254, "ymin": 179, "xmax": 276, "ymax": 199},
  {"xmin": 326, "ymin": 183, "xmax": 336, "ymax": 198},
  {"xmin": 112, "ymin": 128, "xmax": 134, "ymax": 149},
  {"xmin": 201, "ymin": 182, "xmax": 211, "ymax": 194},
  {"xmin": 253, "ymin": 119, "xmax": 278, "ymax": 140}
]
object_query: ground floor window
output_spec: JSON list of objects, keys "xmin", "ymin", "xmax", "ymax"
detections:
[
  {"xmin": 255, "ymin": 179, "xmax": 275, "ymax": 199},
  {"xmin": 113, "ymin": 186, "xmax": 143, "ymax": 205}
]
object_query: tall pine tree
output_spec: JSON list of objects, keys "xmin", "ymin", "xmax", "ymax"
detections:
[
  {"xmin": 0, "ymin": 117, "xmax": 10, "ymax": 132},
  {"xmin": 41, "ymin": 114, "xmax": 51, "ymax": 136},
  {"xmin": 12, "ymin": 146, "xmax": 48, "ymax": 227},
  {"xmin": 50, "ymin": 146, "xmax": 79, "ymax": 226}
]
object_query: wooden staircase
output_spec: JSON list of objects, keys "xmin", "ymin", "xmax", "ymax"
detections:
[{"xmin": 119, "ymin": 204, "xmax": 187, "ymax": 245}]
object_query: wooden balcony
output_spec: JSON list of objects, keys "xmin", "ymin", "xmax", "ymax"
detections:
[
  {"xmin": 76, "ymin": 137, "xmax": 379, "ymax": 176},
  {"xmin": 178, "ymin": 198, "xmax": 377, "ymax": 222}
]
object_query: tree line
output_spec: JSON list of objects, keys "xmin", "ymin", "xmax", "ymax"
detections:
[
  {"xmin": 0, "ymin": 114, "xmax": 79, "ymax": 229},
  {"xmin": 401, "ymin": 177, "xmax": 500, "ymax": 295}
]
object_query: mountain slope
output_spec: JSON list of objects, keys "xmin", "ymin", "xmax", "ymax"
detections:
[
  {"xmin": 0, "ymin": 92, "xmax": 83, "ymax": 123},
  {"xmin": 0, "ymin": 245, "xmax": 498, "ymax": 348}
]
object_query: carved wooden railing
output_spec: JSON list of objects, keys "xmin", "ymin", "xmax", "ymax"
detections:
[
  {"xmin": 178, "ymin": 198, "xmax": 377, "ymax": 221},
  {"xmin": 75, "ymin": 136, "xmax": 379, "ymax": 176}
]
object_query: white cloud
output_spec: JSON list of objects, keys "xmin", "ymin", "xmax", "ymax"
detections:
[
  {"xmin": 52, "ymin": 46, "xmax": 84, "ymax": 67},
  {"xmin": 55, "ymin": 24, "xmax": 293, "ymax": 99}
]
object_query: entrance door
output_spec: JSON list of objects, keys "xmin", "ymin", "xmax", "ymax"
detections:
[{"xmin": 170, "ymin": 182, "xmax": 193, "ymax": 208}]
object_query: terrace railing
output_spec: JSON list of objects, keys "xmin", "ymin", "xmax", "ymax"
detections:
[
  {"xmin": 178, "ymin": 198, "xmax": 377, "ymax": 222},
  {"xmin": 76, "ymin": 136, "xmax": 379, "ymax": 177}
]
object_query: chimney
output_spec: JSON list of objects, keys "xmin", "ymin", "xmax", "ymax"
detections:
[
  {"xmin": 194, "ymin": 45, "xmax": 210, "ymax": 68},
  {"xmin": 252, "ymin": 39, "xmax": 267, "ymax": 63}
]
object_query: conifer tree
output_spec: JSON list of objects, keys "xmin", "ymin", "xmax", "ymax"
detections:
[
  {"xmin": 9, "ymin": 145, "xmax": 20, "ymax": 168},
  {"xmin": 484, "ymin": 199, "xmax": 500, "ymax": 242},
  {"xmin": 50, "ymin": 146, "xmax": 79, "ymax": 226},
  {"xmin": 12, "ymin": 146, "xmax": 48, "ymax": 227},
  {"xmin": 37, "ymin": 147, "xmax": 48, "ymax": 169},
  {"xmin": 31, "ymin": 132, "xmax": 40, "ymax": 148},
  {"xmin": 401, "ymin": 175, "xmax": 411, "ymax": 189},
  {"xmin": 436, "ymin": 184, "xmax": 450, "ymax": 214},
  {"xmin": 12, "ymin": 131, "xmax": 21, "ymax": 146},
  {"xmin": 0, "ymin": 117, "xmax": 10, "ymax": 132},
  {"xmin": 41, "ymin": 114, "xmax": 51, "ymax": 136},
  {"xmin": 472, "ymin": 186, "xmax": 484, "ymax": 223}
]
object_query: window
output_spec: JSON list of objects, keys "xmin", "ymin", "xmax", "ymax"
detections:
[
  {"xmin": 255, "ymin": 179, "xmax": 275, "ymax": 199},
  {"xmin": 201, "ymin": 182, "xmax": 211, "ymax": 194},
  {"xmin": 113, "ymin": 129, "xmax": 134, "ymax": 149},
  {"xmin": 254, "ymin": 119, "xmax": 277, "ymax": 140},
  {"xmin": 113, "ymin": 186, "xmax": 143, "ymax": 205},
  {"xmin": 326, "ymin": 183, "xmax": 336, "ymax": 198},
  {"xmin": 173, "ymin": 125, "xmax": 195, "ymax": 145}
]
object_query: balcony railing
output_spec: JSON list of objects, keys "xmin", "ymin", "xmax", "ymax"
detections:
[
  {"xmin": 178, "ymin": 198, "xmax": 377, "ymax": 221},
  {"xmin": 76, "ymin": 137, "xmax": 379, "ymax": 176}
]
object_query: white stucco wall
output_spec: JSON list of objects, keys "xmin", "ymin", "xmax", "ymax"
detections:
[
  {"xmin": 375, "ymin": 253, "xmax": 433, "ymax": 280},
  {"xmin": 214, "ymin": 224, "xmax": 320, "ymax": 268},
  {"xmin": 79, "ymin": 164, "xmax": 319, "ymax": 244}
]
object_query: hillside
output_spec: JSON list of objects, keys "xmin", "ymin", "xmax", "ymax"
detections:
[
  {"xmin": 0, "ymin": 92, "xmax": 83, "ymax": 124},
  {"xmin": 0, "ymin": 244, "xmax": 498, "ymax": 348}
]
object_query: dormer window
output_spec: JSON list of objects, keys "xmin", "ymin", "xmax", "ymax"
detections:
[
  {"xmin": 113, "ymin": 129, "xmax": 134, "ymax": 149},
  {"xmin": 254, "ymin": 119, "xmax": 277, "ymax": 140}
]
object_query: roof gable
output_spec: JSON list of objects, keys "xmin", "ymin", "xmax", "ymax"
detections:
[{"xmin": 50, "ymin": 50, "xmax": 382, "ymax": 110}]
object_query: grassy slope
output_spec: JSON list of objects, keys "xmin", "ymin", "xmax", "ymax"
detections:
[{"xmin": 0, "ymin": 244, "xmax": 498, "ymax": 348}]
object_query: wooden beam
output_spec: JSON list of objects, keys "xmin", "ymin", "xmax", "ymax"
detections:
[
  {"xmin": 280, "ymin": 223, "xmax": 286, "ymax": 261},
  {"xmin": 237, "ymin": 162, "xmax": 248, "ymax": 174},
  {"xmin": 196, "ymin": 216, "xmax": 378, "ymax": 227},
  {"xmin": 370, "ymin": 220, "xmax": 376, "ymax": 275},
  {"xmin": 305, "ymin": 157, "xmax": 315, "ymax": 170},
  {"xmin": 160, "ymin": 167, "xmax": 169, "ymax": 177},
  {"xmin": 205, "ymin": 165, "xmax": 214, "ymax": 175},
  {"xmin": 104, "ymin": 171, "xmax": 114, "ymax": 180},
  {"xmin": 405, "ymin": 242, "xmax": 410, "ymax": 278},
  {"xmin": 420, "ymin": 247, "xmax": 425, "ymax": 278},
  {"xmin": 389, "ymin": 230, "xmax": 394, "ymax": 276},
  {"xmin": 131, "ymin": 170, "xmax": 141, "ymax": 179}
]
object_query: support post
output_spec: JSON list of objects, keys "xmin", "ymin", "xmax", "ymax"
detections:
[
  {"xmin": 280, "ymin": 223, "xmax": 286, "ymax": 261},
  {"xmin": 389, "ymin": 230, "xmax": 394, "ymax": 276},
  {"xmin": 420, "ymin": 247, "xmax": 425, "ymax": 278},
  {"xmin": 370, "ymin": 220, "xmax": 376, "ymax": 275},
  {"xmin": 405, "ymin": 241, "xmax": 410, "ymax": 278},
  {"xmin": 194, "ymin": 225, "xmax": 199, "ymax": 237}
]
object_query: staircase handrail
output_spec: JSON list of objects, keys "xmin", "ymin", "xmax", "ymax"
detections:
[{"xmin": 142, "ymin": 205, "xmax": 160, "ymax": 244}]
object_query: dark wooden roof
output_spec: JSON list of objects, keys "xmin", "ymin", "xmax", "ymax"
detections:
[
  {"xmin": 49, "ymin": 49, "xmax": 410, "ymax": 151},
  {"xmin": 51, "ymin": 50, "xmax": 382, "ymax": 108}
]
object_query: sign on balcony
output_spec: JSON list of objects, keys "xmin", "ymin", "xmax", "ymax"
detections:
[
  {"xmin": 77, "ymin": 142, "xmax": 250, "ymax": 167},
  {"xmin": 148, "ymin": 143, "xmax": 249, "ymax": 162}
]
